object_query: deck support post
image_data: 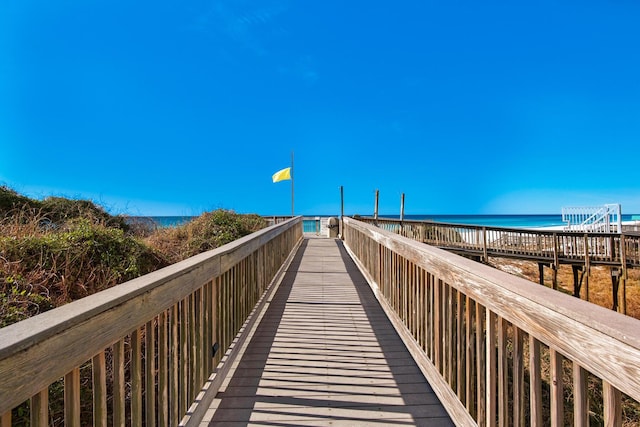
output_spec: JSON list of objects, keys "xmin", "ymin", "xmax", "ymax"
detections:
[
  {"xmin": 572, "ymin": 265, "xmax": 587, "ymax": 298},
  {"xmin": 611, "ymin": 268, "xmax": 622, "ymax": 312},
  {"xmin": 620, "ymin": 235, "xmax": 628, "ymax": 314},
  {"xmin": 584, "ymin": 234, "xmax": 590, "ymax": 301},
  {"xmin": 538, "ymin": 263, "xmax": 545, "ymax": 286},
  {"xmin": 538, "ymin": 262, "xmax": 557, "ymax": 288}
]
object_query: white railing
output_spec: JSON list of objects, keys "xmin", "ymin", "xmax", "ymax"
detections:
[{"xmin": 562, "ymin": 204, "xmax": 622, "ymax": 233}]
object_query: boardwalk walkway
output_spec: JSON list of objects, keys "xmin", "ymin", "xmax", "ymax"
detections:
[{"xmin": 202, "ymin": 238, "xmax": 453, "ymax": 426}]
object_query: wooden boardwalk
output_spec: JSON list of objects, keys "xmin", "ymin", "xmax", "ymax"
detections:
[{"xmin": 202, "ymin": 238, "xmax": 453, "ymax": 426}]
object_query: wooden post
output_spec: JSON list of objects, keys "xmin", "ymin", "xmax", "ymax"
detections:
[
  {"xmin": 340, "ymin": 185, "xmax": 344, "ymax": 239},
  {"xmin": 30, "ymin": 389, "xmax": 48, "ymax": 427},
  {"xmin": 538, "ymin": 263, "xmax": 545, "ymax": 286},
  {"xmin": 482, "ymin": 227, "xmax": 488, "ymax": 263},
  {"xmin": 400, "ymin": 193, "xmax": 405, "ymax": 222},
  {"xmin": 291, "ymin": 151, "xmax": 294, "ymax": 216},
  {"xmin": 584, "ymin": 234, "xmax": 590, "ymax": 301},
  {"xmin": 621, "ymin": 234, "xmax": 627, "ymax": 315},
  {"xmin": 553, "ymin": 233, "xmax": 559, "ymax": 290},
  {"xmin": 611, "ymin": 268, "xmax": 621, "ymax": 312},
  {"xmin": 374, "ymin": 189, "xmax": 379, "ymax": 222}
]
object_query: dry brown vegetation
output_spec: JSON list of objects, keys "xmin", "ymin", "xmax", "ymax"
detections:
[
  {"xmin": 486, "ymin": 256, "xmax": 640, "ymax": 426},
  {"xmin": 488, "ymin": 257, "xmax": 640, "ymax": 319},
  {"xmin": 0, "ymin": 187, "xmax": 267, "ymax": 328}
]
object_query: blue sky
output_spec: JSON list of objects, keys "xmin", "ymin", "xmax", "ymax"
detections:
[{"xmin": 2, "ymin": 1, "xmax": 639, "ymax": 216}]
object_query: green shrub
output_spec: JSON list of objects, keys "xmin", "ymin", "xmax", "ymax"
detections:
[
  {"xmin": 0, "ymin": 186, "xmax": 40, "ymax": 216},
  {"xmin": 1, "ymin": 218, "xmax": 168, "ymax": 317},
  {"xmin": 40, "ymin": 196, "xmax": 129, "ymax": 231},
  {"xmin": 147, "ymin": 210, "xmax": 267, "ymax": 262}
]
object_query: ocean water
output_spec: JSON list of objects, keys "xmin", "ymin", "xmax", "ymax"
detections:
[{"xmin": 138, "ymin": 214, "xmax": 638, "ymax": 230}]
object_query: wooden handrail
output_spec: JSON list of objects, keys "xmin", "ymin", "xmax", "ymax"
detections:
[
  {"xmin": 361, "ymin": 216, "xmax": 640, "ymax": 267},
  {"xmin": 343, "ymin": 217, "xmax": 640, "ymax": 426},
  {"xmin": 0, "ymin": 217, "xmax": 303, "ymax": 425}
]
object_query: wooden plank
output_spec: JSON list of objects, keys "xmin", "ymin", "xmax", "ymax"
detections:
[
  {"xmin": 529, "ymin": 336, "xmax": 542, "ymax": 426},
  {"xmin": 30, "ymin": 389, "xmax": 48, "ymax": 427},
  {"xmin": 112, "ymin": 339, "xmax": 125, "ymax": 427},
  {"xmin": 573, "ymin": 363, "xmax": 588, "ymax": 427},
  {"xmin": 209, "ymin": 238, "xmax": 458, "ymax": 426},
  {"xmin": 497, "ymin": 317, "xmax": 507, "ymax": 427},
  {"xmin": 131, "ymin": 328, "xmax": 142, "ymax": 426},
  {"xmin": 512, "ymin": 328, "xmax": 524, "ymax": 427},
  {"xmin": 486, "ymin": 310, "xmax": 497, "ymax": 427},
  {"xmin": 476, "ymin": 303, "xmax": 486, "ymax": 427},
  {"xmin": 158, "ymin": 311, "xmax": 169, "ymax": 427},
  {"xmin": 550, "ymin": 349, "xmax": 563, "ymax": 426},
  {"xmin": 603, "ymin": 380, "xmax": 622, "ymax": 427},
  {"xmin": 0, "ymin": 411, "xmax": 10, "ymax": 427},
  {"xmin": 466, "ymin": 295, "xmax": 473, "ymax": 413},
  {"xmin": 92, "ymin": 351, "xmax": 107, "ymax": 427},
  {"xmin": 456, "ymin": 289, "xmax": 464, "ymax": 401},
  {"xmin": 170, "ymin": 304, "xmax": 179, "ymax": 427},
  {"xmin": 64, "ymin": 367, "xmax": 80, "ymax": 427},
  {"xmin": 184, "ymin": 232, "xmax": 304, "ymax": 427},
  {"xmin": 179, "ymin": 298, "xmax": 188, "ymax": 417},
  {"xmin": 434, "ymin": 277, "xmax": 442, "ymax": 372},
  {"xmin": 145, "ymin": 320, "xmax": 156, "ymax": 427},
  {"xmin": 447, "ymin": 284, "xmax": 454, "ymax": 385}
]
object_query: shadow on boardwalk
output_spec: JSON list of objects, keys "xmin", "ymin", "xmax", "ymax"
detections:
[{"xmin": 206, "ymin": 238, "xmax": 453, "ymax": 426}]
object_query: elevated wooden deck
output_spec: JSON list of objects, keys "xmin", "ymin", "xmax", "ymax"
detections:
[{"xmin": 202, "ymin": 238, "xmax": 453, "ymax": 426}]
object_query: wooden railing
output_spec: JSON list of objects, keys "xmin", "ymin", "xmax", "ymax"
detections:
[
  {"xmin": 343, "ymin": 217, "xmax": 640, "ymax": 426},
  {"xmin": 0, "ymin": 217, "xmax": 302, "ymax": 427},
  {"xmin": 361, "ymin": 217, "xmax": 640, "ymax": 267}
]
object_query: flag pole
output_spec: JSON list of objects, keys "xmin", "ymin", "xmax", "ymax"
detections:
[{"xmin": 291, "ymin": 151, "xmax": 294, "ymax": 217}]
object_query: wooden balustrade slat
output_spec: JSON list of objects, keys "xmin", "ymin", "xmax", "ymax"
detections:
[
  {"xmin": 130, "ymin": 328, "xmax": 142, "ymax": 426},
  {"xmin": 529, "ymin": 336, "xmax": 542, "ymax": 426},
  {"xmin": 497, "ymin": 317, "xmax": 507, "ymax": 427},
  {"xmin": 604, "ymin": 380, "xmax": 623, "ymax": 427},
  {"xmin": 512, "ymin": 327, "xmax": 524, "ymax": 427},
  {"xmin": 476, "ymin": 302, "xmax": 486, "ymax": 427},
  {"xmin": 145, "ymin": 320, "xmax": 156, "ymax": 427},
  {"xmin": 0, "ymin": 411, "xmax": 10, "ymax": 427},
  {"xmin": 92, "ymin": 351, "xmax": 107, "ymax": 427},
  {"xmin": 179, "ymin": 298, "xmax": 188, "ymax": 417},
  {"xmin": 573, "ymin": 364, "xmax": 588, "ymax": 427},
  {"xmin": 158, "ymin": 311, "xmax": 169, "ymax": 427},
  {"xmin": 30, "ymin": 388, "xmax": 48, "ymax": 427},
  {"xmin": 170, "ymin": 304, "xmax": 179, "ymax": 427},
  {"xmin": 549, "ymin": 351, "xmax": 565, "ymax": 427},
  {"xmin": 113, "ymin": 339, "xmax": 125, "ymax": 427},
  {"xmin": 486, "ymin": 310, "xmax": 497, "ymax": 427},
  {"xmin": 465, "ymin": 295, "xmax": 473, "ymax": 414},
  {"xmin": 64, "ymin": 367, "xmax": 81, "ymax": 427}
]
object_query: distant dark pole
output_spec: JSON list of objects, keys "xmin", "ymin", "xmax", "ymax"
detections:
[
  {"xmin": 400, "ymin": 193, "xmax": 405, "ymax": 222},
  {"xmin": 291, "ymin": 151, "xmax": 294, "ymax": 217},
  {"xmin": 340, "ymin": 185, "xmax": 344, "ymax": 239},
  {"xmin": 374, "ymin": 189, "xmax": 379, "ymax": 222}
]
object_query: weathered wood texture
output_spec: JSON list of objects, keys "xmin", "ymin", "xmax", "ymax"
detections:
[
  {"xmin": 363, "ymin": 217, "xmax": 640, "ymax": 267},
  {"xmin": 0, "ymin": 217, "xmax": 302, "ymax": 425},
  {"xmin": 204, "ymin": 238, "xmax": 453, "ymax": 426},
  {"xmin": 344, "ymin": 217, "xmax": 640, "ymax": 426}
]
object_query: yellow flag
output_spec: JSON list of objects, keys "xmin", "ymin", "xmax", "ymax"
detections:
[{"xmin": 272, "ymin": 167, "xmax": 291, "ymax": 183}]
